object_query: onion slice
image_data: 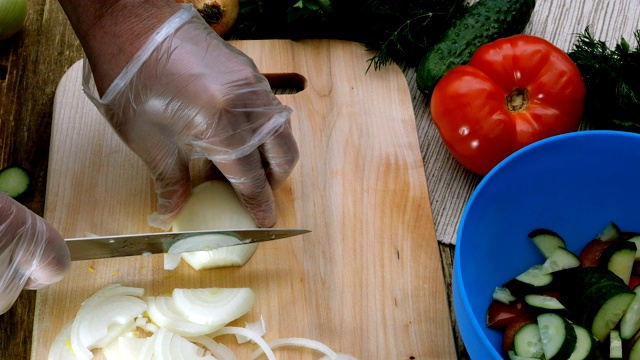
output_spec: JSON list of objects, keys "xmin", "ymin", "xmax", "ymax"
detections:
[
  {"xmin": 248, "ymin": 337, "xmax": 340, "ymax": 360},
  {"xmin": 212, "ymin": 326, "xmax": 276, "ymax": 360},
  {"xmin": 172, "ymin": 287, "xmax": 255, "ymax": 326},
  {"xmin": 146, "ymin": 295, "xmax": 225, "ymax": 337},
  {"xmin": 68, "ymin": 284, "xmax": 147, "ymax": 359},
  {"xmin": 153, "ymin": 328, "xmax": 217, "ymax": 359},
  {"xmin": 47, "ymin": 321, "xmax": 75, "ymax": 360},
  {"xmin": 189, "ymin": 336, "xmax": 237, "ymax": 360}
]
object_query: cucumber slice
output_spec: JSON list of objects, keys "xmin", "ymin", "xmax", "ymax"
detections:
[
  {"xmin": 598, "ymin": 240, "xmax": 636, "ymax": 285},
  {"xmin": 610, "ymin": 329, "xmax": 622, "ymax": 359},
  {"xmin": 596, "ymin": 221, "xmax": 622, "ymax": 242},
  {"xmin": 493, "ymin": 286, "xmax": 517, "ymax": 305},
  {"xmin": 620, "ymin": 285, "xmax": 640, "ymax": 339},
  {"xmin": 541, "ymin": 247, "xmax": 581, "ymax": 274},
  {"xmin": 568, "ymin": 324, "xmax": 600, "ymax": 360},
  {"xmin": 524, "ymin": 294, "xmax": 567, "ymax": 313},
  {"xmin": 590, "ymin": 291, "xmax": 636, "ymax": 342},
  {"xmin": 507, "ymin": 349, "xmax": 542, "ymax": 360},
  {"xmin": 0, "ymin": 165, "xmax": 31, "ymax": 198},
  {"xmin": 627, "ymin": 234, "xmax": 640, "ymax": 261},
  {"xmin": 528, "ymin": 229, "xmax": 566, "ymax": 258},
  {"xmin": 561, "ymin": 267, "xmax": 635, "ymax": 342},
  {"xmin": 537, "ymin": 313, "xmax": 577, "ymax": 360},
  {"xmin": 513, "ymin": 322, "xmax": 544, "ymax": 358},
  {"xmin": 504, "ymin": 265, "xmax": 554, "ymax": 297}
]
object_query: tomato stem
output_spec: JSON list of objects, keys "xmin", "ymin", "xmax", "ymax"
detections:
[{"xmin": 506, "ymin": 88, "xmax": 529, "ymax": 112}]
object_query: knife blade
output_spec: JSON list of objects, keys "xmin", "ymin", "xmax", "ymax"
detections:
[{"xmin": 65, "ymin": 228, "xmax": 310, "ymax": 261}]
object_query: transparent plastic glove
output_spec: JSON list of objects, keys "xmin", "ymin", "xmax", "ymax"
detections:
[
  {"xmin": 0, "ymin": 193, "xmax": 70, "ymax": 314},
  {"xmin": 82, "ymin": 5, "xmax": 299, "ymax": 230}
]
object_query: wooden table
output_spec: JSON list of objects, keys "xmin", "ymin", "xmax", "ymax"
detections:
[{"xmin": 0, "ymin": 1, "xmax": 638, "ymax": 358}]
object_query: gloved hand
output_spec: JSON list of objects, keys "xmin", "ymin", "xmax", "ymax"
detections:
[
  {"xmin": 81, "ymin": 4, "xmax": 299, "ymax": 229},
  {"xmin": 0, "ymin": 193, "xmax": 70, "ymax": 314}
]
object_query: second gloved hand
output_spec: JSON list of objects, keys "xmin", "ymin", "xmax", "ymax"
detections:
[{"xmin": 82, "ymin": 5, "xmax": 299, "ymax": 229}]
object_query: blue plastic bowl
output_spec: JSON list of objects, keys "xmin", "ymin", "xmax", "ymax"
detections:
[{"xmin": 453, "ymin": 130, "xmax": 640, "ymax": 359}]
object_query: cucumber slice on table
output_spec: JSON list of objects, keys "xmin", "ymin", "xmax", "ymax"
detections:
[
  {"xmin": 0, "ymin": 165, "xmax": 30, "ymax": 198},
  {"xmin": 513, "ymin": 322, "xmax": 544, "ymax": 358},
  {"xmin": 529, "ymin": 229, "xmax": 567, "ymax": 258},
  {"xmin": 537, "ymin": 312, "xmax": 577, "ymax": 360}
]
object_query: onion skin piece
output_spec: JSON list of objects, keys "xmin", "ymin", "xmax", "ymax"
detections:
[{"xmin": 174, "ymin": 0, "xmax": 239, "ymax": 37}]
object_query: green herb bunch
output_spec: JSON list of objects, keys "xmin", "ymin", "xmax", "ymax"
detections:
[{"xmin": 569, "ymin": 28, "xmax": 640, "ymax": 132}]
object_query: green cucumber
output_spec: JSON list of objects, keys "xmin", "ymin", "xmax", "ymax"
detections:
[
  {"xmin": 598, "ymin": 240, "xmax": 636, "ymax": 285},
  {"xmin": 513, "ymin": 322, "xmax": 544, "ymax": 358},
  {"xmin": 529, "ymin": 229, "xmax": 567, "ymax": 258},
  {"xmin": 493, "ymin": 286, "xmax": 517, "ymax": 305},
  {"xmin": 415, "ymin": 0, "xmax": 536, "ymax": 95},
  {"xmin": 0, "ymin": 165, "xmax": 31, "ymax": 198},
  {"xmin": 541, "ymin": 247, "xmax": 581, "ymax": 273},
  {"xmin": 537, "ymin": 313, "xmax": 576, "ymax": 360},
  {"xmin": 596, "ymin": 221, "xmax": 622, "ymax": 242},
  {"xmin": 561, "ymin": 267, "xmax": 635, "ymax": 342},
  {"xmin": 524, "ymin": 294, "xmax": 567, "ymax": 314},
  {"xmin": 620, "ymin": 285, "xmax": 640, "ymax": 339},
  {"xmin": 568, "ymin": 324, "xmax": 601, "ymax": 360},
  {"xmin": 626, "ymin": 234, "xmax": 640, "ymax": 260},
  {"xmin": 609, "ymin": 329, "xmax": 622, "ymax": 359},
  {"xmin": 503, "ymin": 264, "xmax": 554, "ymax": 297}
]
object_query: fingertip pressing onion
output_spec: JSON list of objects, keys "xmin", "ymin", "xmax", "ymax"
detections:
[
  {"xmin": 0, "ymin": 0, "xmax": 27, "ymax": 41},
  {"xmin": 169, "ymin": 180, "xmax": 259, "ymax": 271}
]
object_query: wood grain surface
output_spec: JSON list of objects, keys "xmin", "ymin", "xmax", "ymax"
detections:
[
  {"xmin": 0, "ymin": 0, "xmax": 638, "ymax": 359},
  {"xmin": 31, "ymin": 40, "xmax": 456, "ymax": 359}
]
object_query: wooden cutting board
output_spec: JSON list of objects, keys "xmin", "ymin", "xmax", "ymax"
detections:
[{"xmin": 32, "ymin": 40, "xmax": 455, "ymax": 359}]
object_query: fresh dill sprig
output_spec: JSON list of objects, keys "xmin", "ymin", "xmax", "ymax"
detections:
[{"xmin": 568, "ymin": 27, "xmax": 640, "ymax": 131}]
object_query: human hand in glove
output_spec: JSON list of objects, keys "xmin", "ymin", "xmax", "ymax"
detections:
[
  {"xmin": 0, "ymin": 193, "xmax": 70, "ymax": 315},
  {"xmin": 60, "ymin": 1, "xmax": 299, "ymax": 229}
]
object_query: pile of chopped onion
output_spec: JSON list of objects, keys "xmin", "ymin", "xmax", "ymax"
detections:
[
  {"xmin": 165, "ymin": 181, "xmax": 259, "ymax": 271},
  {"xmin": 48, "ymin": 283, "xmax": 356, "ymax": 360}
]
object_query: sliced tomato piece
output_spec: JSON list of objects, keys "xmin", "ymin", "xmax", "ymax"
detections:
[
  {"xmin": 631, "ymin": 275, "xmax": 640, "ymax": 291},
  {"xmin": 580, "ymin": 239, "xmax": 617, "ymax": 268},
  {"xmin": 486, "ymin": 299, "xmax": 525, "ymax": 330}
]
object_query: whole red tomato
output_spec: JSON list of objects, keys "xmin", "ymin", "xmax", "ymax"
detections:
[{"xmin": 430, "ymin": 34, "xmax": 586, "ymax": 175}]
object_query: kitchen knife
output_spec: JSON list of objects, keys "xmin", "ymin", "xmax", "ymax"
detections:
[{"xmin": 65, "ymin": 228, "xmax": 310, "ymax": 261}]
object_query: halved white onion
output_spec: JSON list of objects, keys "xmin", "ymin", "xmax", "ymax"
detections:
[
  {"xmin": 69, "ymin": 284, "xmax": 147, "ymax": 359},
  {"xmin": 172, "ymin": 287, "xmax": 255, "ymax": 326},
  {"xmin": 146, "ymin": 295, "xmax": 225, "ymax": 337},
  {"xmin": 169, "ymin": 180, "xmax": 259, "ymax": 270}
]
